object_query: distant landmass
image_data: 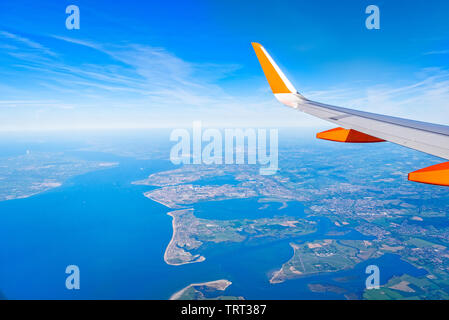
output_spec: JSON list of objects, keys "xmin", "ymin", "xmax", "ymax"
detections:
[{"xmin": 0, "ymin": 151, "xmax": 117, "ymax": 201}]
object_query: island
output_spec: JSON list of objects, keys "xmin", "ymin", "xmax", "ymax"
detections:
[
  {"xmin": 270, "ymin": 240, "xmax": 381, "ymax": 284},
  {"xmin": 170, "ymin": 279, "xmax": 243, "ymax": 300}
]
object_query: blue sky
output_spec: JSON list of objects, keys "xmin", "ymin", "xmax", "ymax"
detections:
[{"xmin": 0, "ymin": 0, "xmax": 449, "ymax": 130}]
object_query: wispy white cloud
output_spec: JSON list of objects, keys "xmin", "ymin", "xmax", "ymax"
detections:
[
  {"xmin": 50, "ymin": 35, "xmax": 103, "ymax": 51},
  {"xmin": 0, "ymin": 31, "xmax": 277, "ymax": 130},
  {"xmin": 423, "ymin": 49, "xmax": 449, "ymax": 55},
  {"xmin": 0, "ymin": 31, "xmax": 57, "ymax": 57},
  {"xmin": 305, "ymin": 67, "xmax": 449, "ymax": 126}
]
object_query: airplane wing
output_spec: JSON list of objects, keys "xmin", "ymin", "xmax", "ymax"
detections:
[{"xmin": 251, "ymin": 42, "xmax": 449, "ymax": 186}]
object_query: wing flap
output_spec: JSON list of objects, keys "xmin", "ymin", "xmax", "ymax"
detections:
[
  {"xmin": 316, "ymin": 127, "xmax": 385, "ymax": 143},
  {"xmin": 408, "ymin": 162, "xmax": 449, "ymax": 186}
]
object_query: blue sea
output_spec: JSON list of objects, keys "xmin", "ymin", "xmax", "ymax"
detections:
[{"xmin": 0, "ymin": 138, "xmax": 427, "ymax": 299}]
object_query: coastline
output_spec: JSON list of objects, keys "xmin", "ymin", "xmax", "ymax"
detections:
[
  {"xmin": 143, "ymin": 192, "xmax": 177, "ymax": 209},
  {"xmin": 164, "ymin": 210, "xmax": 206, "ymax": 266},
  {"xmin": 139, "ymin": 186, "xmax": 204, "ymax": 266}
]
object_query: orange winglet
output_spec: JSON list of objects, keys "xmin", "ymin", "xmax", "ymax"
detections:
[
  {"xmin": 251, "ymin": 42, "xmax": 293, "ymax": 94},
  {"xmin": 316, "ymin": 127, "xmax": 385, "ymax": 143},
  {"xmin": 408, "ymin": 162, "xmax": 449, "ymax": 186}
]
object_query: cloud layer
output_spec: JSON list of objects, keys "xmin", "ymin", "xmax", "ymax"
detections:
[{"xmin": 1, "ymin": 30, "xmax": 449, "ymax": 131}]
